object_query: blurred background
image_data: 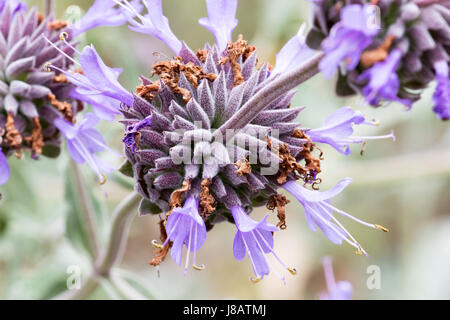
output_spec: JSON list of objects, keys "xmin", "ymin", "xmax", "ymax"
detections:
[{"xmin": 0, "ymin": 0, "xmax": 449, "ymax": 300}]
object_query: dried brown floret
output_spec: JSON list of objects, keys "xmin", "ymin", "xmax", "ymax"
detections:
[
  {"xmin": 48, "ymin": 93, "xmax": 74, "ymax": 123},
  {"xmin": 25, "ymin": 117, "xmax": 44, "ymax": 156},
  {"xmin": 152, "ymin": 56, "xmax": 217, "ymax": 103},
  {"xmin": 36, "ymin": 12, "xmax": 44, "ymax": 24},
  {"xmin": 136, "ymin": 81, "xmax": 161, "ymax": 103},
  {"xmin": 53, "ymin": 74, "xmax": 70, "ymax": 83},
  {"xmin": 148, "ymin": 220, "xmax": 172, "ymax": 267},
  {"xmin": 293, "ymin": 129, "xmax": 322, "ymax": 183},
  {"xmin": 47, "ymin": 20, "xmax": 69, "ymax": 31},
  {"xmin": 196, "ymin": 49, "xmax": 209, "ymax": 63},
  {"xmin": 5, "ymin": 113, "xmax": 23, "ymax": 148},
  {"xmin": 235, "ymin": 158, "xmax": 251, "ymax": 176},
  {"xmin": 267, "ymin": 194, "xmax": 290, "ymax": 229},
  {"xmin": 200, "ymin": 178, "xmax": 216, "ymax": 217},
  {"xmin": 169, "ymin": 180, "xmax": 191, "ymax": 208},
  {"xmin": 219, "ymin": 34, "xmax": 256, "ymax": 87},
  {"xmin": 360, "ymin": 35, "xmax": 395, "ymax": 68}
]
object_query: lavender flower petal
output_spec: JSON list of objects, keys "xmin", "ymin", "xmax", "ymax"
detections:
[
  {"xmin": 432, "ymin": 61, "xmax": 450, "ymax": 120},
  {"xmin": 198, "ymin": 0, "xmax": 238, "ymax": 53},
  {"xmin": 0, "ymin": 148, "xmax": 10, "ymax": 185},
  {"xmin": 125, "ymin": 0, "xmax": 182, "ymax": 54},
  {"xmin": 272, "ymin": 24, "xmax": 316, "ymax": 76},
  {"xmin": 307, "ymin": 106, "xmax": 395, "ymax": 155},
  {"xmin": 359, "ymin": 49, "xmax": 411, "ymax": 107},
  {"xmin": 54, "ymin": 113, "xmax": 115, "ymax": 181},
  {"xmin": 164, "ymin": 195, "xmax": 207, "ymax": 272},
  {"xmin": 72, "ymin": 0, "xmax": 143, "ymax": 37}
]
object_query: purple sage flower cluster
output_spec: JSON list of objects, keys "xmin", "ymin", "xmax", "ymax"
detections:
[
  {"xmin": 306, "ymin": 0, "xmax": 450, "ymax": 120},
  {"xmin": 0, "ymin": 0, "xmax": 139, "ymax": 185},
  {"xmin": 53, "ymin": 0, "xmax": 395, "ymax": 282}
]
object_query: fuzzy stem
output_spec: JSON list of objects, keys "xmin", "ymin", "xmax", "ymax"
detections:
[
  {"xmin": 95, "ymin": 192, "xmax": 141, "ymax": 276},
  {"xmin": 213, "ymin": 52, "xmax": 324, "ymax": 142},
  {"xmin": 44, "ymin": 0, "xmax": 54, "ymax": 16},
  {"xmin": 71, "ymin": 160, "xmax": 101, "ymax": 259},
  {"xmin": 54, "ymin": 192, "xmax": 141, "ymax": 300}
]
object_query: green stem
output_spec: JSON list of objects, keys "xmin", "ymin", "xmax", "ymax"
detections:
[
  {"xmin": 213, "ymin": 52, "xmax": 324, "ymax": 142},
  {"xmin": 44, "ymin": 0, "xmax": 54, "ymax": 16},
  {"xmin": 71, "ymin": 160, "xmax": 101, "ymax": 259},
  {"xmin": 95, "ymin": 192, "xmax": 141, "ymax": 276},
  {"xmin": 54, "ymin": 192, "xmax": 141, "ymax": 300}
]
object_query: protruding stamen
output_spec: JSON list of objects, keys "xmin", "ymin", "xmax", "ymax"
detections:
[
  {"xmin": 60, "ymin": 31, "xmax": 69, "ymax": 42},
  {"xmin": 42, "ymin": 35, "xmax": 80, "ymax": 66},
  {"xmin": 99, "ymin": 174, "xmax": 107, "ymax": 186},
  {"xmin": 250, "ymin": 276, "xmax": 261, "ymax": 283},
  {"xmin": 43, "ymin": 62, "xmax": 52, "ymax": 72},
  {"xmin": 152, "ymin": 239, "xmax": 164, "ymax": 249},
  {"xmin": 193, "ymin": 264, "xmax": 206, "ymax": 271},
  {"xmin": 375, "ymin": 224, "xmax": 389, "ymax": 232},
  {"xmin": 288, "ymin": 267, "xmax": 297, "ymax": 275}
]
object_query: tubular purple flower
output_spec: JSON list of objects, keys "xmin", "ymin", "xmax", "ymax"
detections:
[
  {"xmin": 271, "ymin": 24, "xmax": 316, "ymax": 76},
  {"xmin": 282, "ymin": 178, "xmax": 388, "ymax": 256},
  {"xmin": 307, "ymin": 106, "xmax": 395, "ymax": 156},
  {"xmin": 72, "ymin": 0, "xmax": 143, "ymax": 37},
  {"xmin": 114, "ymin": 0, "xmax": 182, "ymax": 54},
  {"xmin": 0, "ymin": 147, "xmax": 10, "ymax": 185},
  {"xmin": 198, "ymin": 0, "xmax": 238, "ymax": 53},
  {"xmin": 163, "ymin": 195, "xmax": 207, "ymax": 274},
  {"xmin": 320, "ymin": 257, "xmax": 352, "ymax": 300},
  {"xmin": 122, "ymin": 114, "xmax": 153, "ymax": 153},
  {"xmin": 45, "ymin": 40, "xmax": 133, "ymax": 110},
  {"xmin": 231, "ymin": 206, "xmax": 295, "ymax": 283},
  {"xmin": 359, "ymin": 49, "xmax": 411, "ymax": 107},
  {"xmin": 69, "ymin": 89, "xmax": 121, "ymax": 122},
  {"xmin": 54, "ymin": 113, "xmax": 115, "ymax": 182},
  {"xmin": 319, "ymin": 4, "xmax": 378, "ymax": 78},
  {"xmin": 432, "ymin": 61, "xmax": 450, "ymax": 121}
]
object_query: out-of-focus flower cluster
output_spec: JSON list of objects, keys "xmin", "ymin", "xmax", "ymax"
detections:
[{"xmin": 307, "ymin": 0, "xmax": 450, "ymax": 120}]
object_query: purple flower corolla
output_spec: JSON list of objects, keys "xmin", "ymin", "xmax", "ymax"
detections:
[
  {"xmin": 163, "ymin": 195, "xmax": 207, "ymax": 274},
  {"xmin": 54, "ymin": 113, "xmax": 115, "ymax": 182},
  {"xmin": 359, "ymin": 49, "xmax": 411, "ymax": 107},
  {"xmin": 122, "ymin": 114, "xmax": 152, "ymax": 153},
  {"xmin": 0, "ymin": 148, "xmax": 10, "ymax": 185},
  {"xmin": 319, "ymin": 4, "xmax": 378, "ymax": 79},
  {"xmin": 114, "ymin": 0, "xmax": 182, "ymax": 54},
  {"xmin": 307, "ymin": 107, "xmax": 395, "ymax": 156},
  {"xmin": 432, "ymin": 61, "xmax": 450, "ymax": 121},
  {"xmin": 231, "ymin": 206, "xmax": 295, "ymax": 283},
  {"xmin": 72, "ymin": 0, "xmax": 143, "ymax": 37},
  {"xmin": 69, "ymin": 89, "xmax": 121, "ymax": 122},
  {"xmin": 272, "ymin": 24, "xmax": 316, "ymax": 76},
  {"xmin": 198, "ymin": 0, "xmax": 238, "ymax": 53},
  {"xmin": 0, "ymin": 0, "xmax": 26, "ymax": 14},
  {"xmin": 282, "ymin": 178, "xmax": 388, "ymax": 256},
  {"xmin": 320, "ymin": 257, "xmax": 352, "ymax": 300},
  {"xmin": 45, "ymin": 38, "xmax": 133, "ymax": 112}
]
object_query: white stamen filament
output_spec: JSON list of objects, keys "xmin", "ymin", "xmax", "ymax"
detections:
[
  {"xmin": 250, "ymin": 231, "xmax": 286, "ymax": 285},
  {"xmin": 320, "ymin": 201, "xmax": 377, "ymax": 229},
  {"xmin": 112, "ymin": 0, "xmax": 153, "ymax": 27},
  {"xmin": 42, "ymin": 35, "xmax": 80, "ymax": 66},
  {"xmin": 313, "ymin": 202, "xmax": 368, "ymax": 256},
  {"xmin": 240, "ymin": 233, "xmax": 261, "ymax": 281},
  {"xmin": 59, "ymin": 32, "xmax": 82, "ymax": 56},
  {"xmin": 184, "ymin": 220, "xmax": 193, "ymax": 275},
  {"xmin": 305, "ymin": 203, "xmax": 362, "ymax": 252}
]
